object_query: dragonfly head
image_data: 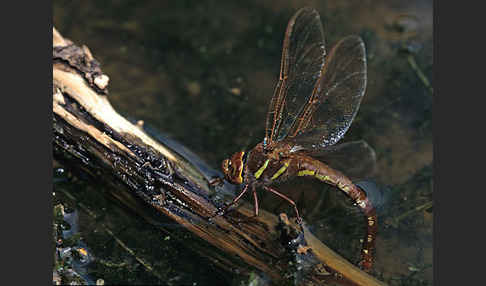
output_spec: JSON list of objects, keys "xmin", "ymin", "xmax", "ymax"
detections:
[{"xmin": 222, "ymin": 151, "xmax": 245, "ymax": 184}]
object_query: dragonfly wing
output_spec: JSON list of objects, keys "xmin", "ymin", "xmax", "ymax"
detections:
[
  {"xmin": 306, "ymin": 140, "xmax": 376, "ymax": 181},
  {"xmin": 265, "ymin": 7, "xmax": 326, "ymax": 147},
  {"xmin": 288, "ymin": 35, "xmax": 367, "ymax": 149}
]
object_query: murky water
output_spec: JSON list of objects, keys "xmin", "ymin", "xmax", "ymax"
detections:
[{"xmin": 53, "ymin": 1, "xmax": 432, "ymax": 285}]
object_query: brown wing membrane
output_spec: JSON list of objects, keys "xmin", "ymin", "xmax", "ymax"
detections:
[
  {"xmin": 305, "ymin": 140, "xmax": 376, "ymax": 180},
  {"xmin": 264, "ymin": 7, "xmax": 326, "ymax": 148},
  {"xmin": 288, "ymin": 35, "xmax": 367, "ymax": 149}
]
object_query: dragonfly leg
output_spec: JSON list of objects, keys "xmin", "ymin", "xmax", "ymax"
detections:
[
  {"xmin": 211, "ymin": 184, "xmax": 249, "ymax": 218},
  {"xmin": 252, "ymin": 186, "xmax": 259, "ymax": 217},
  {"xmin": 263, "ymin": 186, "xmax": 302, "ymax": 224}
]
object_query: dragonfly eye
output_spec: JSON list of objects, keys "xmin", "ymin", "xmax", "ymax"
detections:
[
  {"xmin": 221, "ymin": 152, "xmax": 245, "ymax": 184},
  {"xmin": 222, "ymin": 159, "xmax": 231, "ymax": 176}
]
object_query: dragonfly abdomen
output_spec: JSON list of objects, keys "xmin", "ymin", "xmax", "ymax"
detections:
[
  {"xmin": 295, "ymin": 156, "xmax": 344, "ymax": 186},
  {"xmin": 295, "ymin": 156, "xmax": 377, "ymax": 270}
]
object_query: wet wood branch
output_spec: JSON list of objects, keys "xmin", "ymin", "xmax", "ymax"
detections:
[{"xmin": 52, "ymin": 27, "xmax": 386, "ymax": 286}]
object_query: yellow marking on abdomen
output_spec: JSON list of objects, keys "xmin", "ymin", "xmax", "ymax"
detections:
[
  {"xmin": 271, "ymin": 161, "xmax": 289, "ymax": 180},
  {"xmin": 298, "ymin": 169, "xmax": 337, "ymax": 184},
  {"xmin": 337, "ymin": 181, "xmax": 350, "ymax": 193},
  {"xmin": 254, "ymin": 159, "xmax": 270, "ymax": 179},
  {"xmin": 315, "ymin": 174, "xmax": 332, "ymax": 182},
  {"xmin": 297, "ymin": 170, "xmax": 315, "ymax": 177}
]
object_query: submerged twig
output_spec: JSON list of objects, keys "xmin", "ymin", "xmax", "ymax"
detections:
[
  {"xmin": 386, "ymin": 201, "xmax": 433, "ymax": 228},
  {"xmin": 407, "ymin": 55, "xmax": 433, "ymax": 95}
]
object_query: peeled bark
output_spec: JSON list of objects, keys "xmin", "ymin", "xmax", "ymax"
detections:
[{"xmin": 52, "ymin": 27, "xmax": 386, "ymax": 286}]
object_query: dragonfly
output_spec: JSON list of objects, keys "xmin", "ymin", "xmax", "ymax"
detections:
[{"xmin": 215, "ymin": 7, "xmax": 377, "ymax": 271}]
